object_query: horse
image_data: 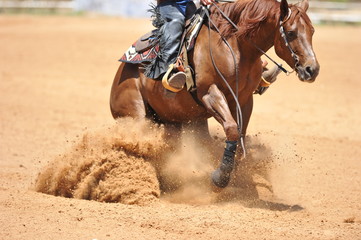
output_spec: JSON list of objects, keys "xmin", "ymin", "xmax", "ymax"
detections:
[{"xmin": 109, "ymin": 0, "xmax": 320, "ymax": 189}]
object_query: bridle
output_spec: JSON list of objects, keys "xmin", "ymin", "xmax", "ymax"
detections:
[{"xmin": 279, "ymin": 8, "xmax": 299, "ymax": 74}]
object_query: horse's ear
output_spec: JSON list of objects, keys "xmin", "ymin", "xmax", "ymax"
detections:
[
  {"xmin": 298, "ymin": 0, "xmax": 309, "ymax": 12},
  {"xmin": 280, "ymin": 0, "xmax": 289, "ymax": 22}
]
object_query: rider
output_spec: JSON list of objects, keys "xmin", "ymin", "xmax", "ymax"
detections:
[{"xmin": 146, "ymin": 0, "xmax": 215, "ymax": 91}]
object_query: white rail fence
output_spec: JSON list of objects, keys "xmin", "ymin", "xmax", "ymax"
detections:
[
  {"xmin": 0, "ymin": 0, "xmax": 74, "ymax": 9},
  {"xmin": 305, "ymin": 1, "xmax": 361, "ymax": 23},
  {"xmin": 0, "ymin": 0, "xmax": 151, "ymax": 16},
  {"xmin": 0, "ymin": 0, "xmax": 360, "ymax": 23}
]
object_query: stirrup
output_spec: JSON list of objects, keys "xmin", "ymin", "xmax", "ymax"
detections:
[{"xmin": 162, "ymin": 64, "xmax": 186, "ymax": 93}]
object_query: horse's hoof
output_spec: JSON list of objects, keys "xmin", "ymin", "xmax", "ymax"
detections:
[{"xmin": 211, "ymin": 168, "xmax": 230, "ymax": 188}]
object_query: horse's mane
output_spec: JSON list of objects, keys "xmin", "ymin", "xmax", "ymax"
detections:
[
  {"xmin": 210, "ymin": 0, "xmax": 313, "ymax": 40},
  {"xmin": 210, "ymin": 0, "xmax": 279, "ymax": 39}
]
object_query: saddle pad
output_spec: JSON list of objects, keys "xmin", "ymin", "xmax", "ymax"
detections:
[
  {"xmin": 119, "ymin": 7, "xmax": 205, "ymax": 64},
  {"xmin": 119, "ymin": 42, "xmax": 159, "ymax": 64}
]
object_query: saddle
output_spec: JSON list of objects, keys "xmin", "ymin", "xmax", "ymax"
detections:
[
  {"xmin": 119, "ymin": 30, "xmax": 159, "ymax": 64},
  {"xmin": 119, "ymin": 6, "xmax": 207, "ymax": 90}
]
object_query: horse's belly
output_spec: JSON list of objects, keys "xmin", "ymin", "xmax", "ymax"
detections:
[{"xmin": 146, "ymin": 85, "xmax": 208, "ymax": 123}]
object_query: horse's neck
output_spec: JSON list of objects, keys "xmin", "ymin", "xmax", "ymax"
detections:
[{"xmin": 240, "ymin": 20, "xmax": 277, "ymax": 60}]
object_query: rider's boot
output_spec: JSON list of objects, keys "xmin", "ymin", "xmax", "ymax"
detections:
[
  {"xmin": 262, "ymin": 64, "xmax": 282, "ymax": 84},
  {"xmin": 254, "ymin": 62, "xmax": 283, "ymax": 95}
]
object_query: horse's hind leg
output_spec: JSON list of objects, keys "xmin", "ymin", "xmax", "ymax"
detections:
[
  {"xmin": 110, "ymin": 63, "xmax": 146, "ymax": 119},
  {"xmin": 201, "ymin": 84, "xmax": 239, "ymax": 188}
]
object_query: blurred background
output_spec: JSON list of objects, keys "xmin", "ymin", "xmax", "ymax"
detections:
[{"xmin": 0, "ymin": 0, "xmax": 361, "ymax": 24}]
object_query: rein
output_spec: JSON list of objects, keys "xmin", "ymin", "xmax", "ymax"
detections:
[{"xmin": 204, "ymin": 7, "xmax": 247, "ymax": 157}]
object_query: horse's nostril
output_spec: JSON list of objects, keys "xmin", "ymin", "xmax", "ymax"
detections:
[{"xmin": 305, "ymin": 66, "xmax": 313, "ymax": 76}]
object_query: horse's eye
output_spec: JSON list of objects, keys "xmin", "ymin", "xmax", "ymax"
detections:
[{"xmin": 287, "ymin": 31, "xmax": 297, "ymax": 39}]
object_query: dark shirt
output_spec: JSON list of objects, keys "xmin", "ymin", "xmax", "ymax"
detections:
[
  {"xmin": 157, "ymin": 0, "xmax": 191, "ymax": 15},
  {"xmin": 176, "ymin": 0, "xmax": 191, "ymax": 14}
]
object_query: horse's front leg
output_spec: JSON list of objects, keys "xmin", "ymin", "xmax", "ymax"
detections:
[
  {"xmin": 201, "ymin": 84, "xmax": 239, "ymax": 188},
  {"xmin": 235, "ymin": 95, "xmax": 253, "ymax": 157}
]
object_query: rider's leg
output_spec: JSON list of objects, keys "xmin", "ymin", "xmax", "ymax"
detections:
[{"xmin": 157, "ymin": 3, "xmax": 187, "ymax": 91}]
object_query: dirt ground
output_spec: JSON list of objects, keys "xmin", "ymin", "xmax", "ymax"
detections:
[{"xmin": 0, "ymin": 15, "xmax": 360, "ymax": 240}]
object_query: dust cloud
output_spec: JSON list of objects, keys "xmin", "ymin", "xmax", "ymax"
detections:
[
  {"xmin": 35, "ymin": 118, "xmax": 165, "ymax": 205},
  {"xmin": 35, "ymin": 118, "xmax": 277, "ymax": 206}
]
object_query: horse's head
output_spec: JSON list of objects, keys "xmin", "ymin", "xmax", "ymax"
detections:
[{"xmin": 274, "ymin": 0, "xmax": 320, "ymax": 82}]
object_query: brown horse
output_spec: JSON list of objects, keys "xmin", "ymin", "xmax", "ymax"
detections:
[{"xmin": 110, "ymin": 0, "xmax": 320, "ymax": 188}]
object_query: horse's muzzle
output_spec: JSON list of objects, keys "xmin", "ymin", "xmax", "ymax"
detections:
[{"xmin": 296, "ymin": 61, "xmax": 320, "ymax": 83}]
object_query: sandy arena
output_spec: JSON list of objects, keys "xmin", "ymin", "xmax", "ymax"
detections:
[{"xmin": 0, "ymin": 15, "xmax": 360, "ymax": 239}]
